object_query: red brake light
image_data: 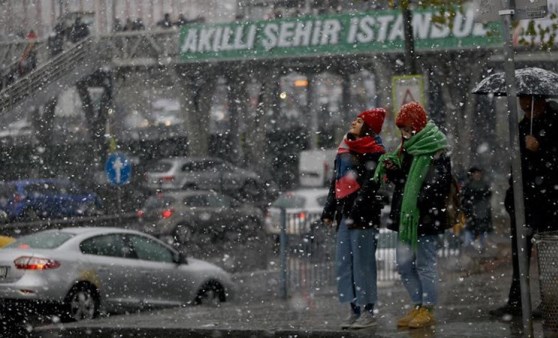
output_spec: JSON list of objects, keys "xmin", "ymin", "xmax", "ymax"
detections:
[
  {"xmin": 136, "ymin": 209, "xmax": 145, "ymax": 218},
  {"xmin": 14, "ymin": 256, "xmax": 61, "ymax": 270},
  {"xmin": 161, "ymin": 209, "xmax": 173, "ymax": 219},
  {"xmin": 161, "ymin": 176, "xmax": 175, "ymax": 183}
]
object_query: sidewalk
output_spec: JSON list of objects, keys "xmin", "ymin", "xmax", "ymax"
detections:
[{"xmin": 33, "ymin": 235, "xmax": 548, "ymax": 338}]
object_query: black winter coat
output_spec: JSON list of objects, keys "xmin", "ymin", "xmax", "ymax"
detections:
[
  {"xmin": 386, "ymin": 150, "xmax": 452, "ymax": 235},
  {"xmin": 505, "ymin": 103, "xmax": 558, "ymax": 231},
  {"xmin": 321, "ymin": 151, "xmax": 384, "ymax": 229}
]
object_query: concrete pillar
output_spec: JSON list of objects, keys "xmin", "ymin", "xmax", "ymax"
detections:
[
  {"xmin": 368, "ymin": 58, "xmax": 392, "ymax": 109},
  {"xmin": 460, "ymin": 64, "xmax": 483, "ymax": 171},
  {"xmin": 32, "ymin": 97, "xmax": 57, "ymax": 177},
  {"xmin": 75, "ymin": 80, "xmax": 97, "ymax": 151},
  {"xmin": 33, "ymin": 97, "xmax": 56, "ymax": 147},
  {"xmin": 177, "ymin": 65, "xmax": 216, "ymax": 157},
  {"xmin": 307, "ymin": 73, "xmax": 318, "ymax": 150},
  {"xmin": 226, "ymin": 70, "xmax": 248, "ymax": 164},
  {"xmin": 244, "ymin": 67, "xmax": 280, "ymax": 173},
  {"xmin": 97, "ymin": 74, "xmax": 114, "ymax": 164},
  {"xmin": 242, "ymin": 77, "xmax": 264, "ymax": 169},
  {"xmin": 371, "ymin": 57, "xmax": 398, "ymax": 150},
  {"xmin": 337, "ymin": 73, "xmax": 352, "ymax": 143}
]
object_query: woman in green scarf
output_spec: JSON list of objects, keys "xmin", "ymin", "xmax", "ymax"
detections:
[{"xmin": 374, "ymin": 102, "xmax": 452, "ymax": 329}]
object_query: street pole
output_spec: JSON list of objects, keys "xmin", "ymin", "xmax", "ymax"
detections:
[
  {"xmin": 307, "ymin": 75, "xmax": 318, "ymax": 150},
  {"xmin": 499, "ymin": 0, "xmax": 533, "ymax": 335},
  {"xmin": 279, "ymin": 208, "xmax": 288, "ymax": 300},
  {"xmin": 402, "ymin": 1, "xmax": 418, "ymax": 74},
  {"xmin": 112, "ymin": 0, "xmax": 117, "ymax": 32}
]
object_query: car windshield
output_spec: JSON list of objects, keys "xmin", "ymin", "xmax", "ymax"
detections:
[
  {"xmin": 146, "ymin": 161, "xmax": 173, "ymax": 173},
  {"xmin": 272, "ymin": 193, "xmax": 306, "ymax": 209},
  {"xmin": 5, "ymin": 231, "xmax": 74, "ymax": 249},
  {"xmin": 144, "ymin": 195, "xmax": 176, "ymax": 209}
]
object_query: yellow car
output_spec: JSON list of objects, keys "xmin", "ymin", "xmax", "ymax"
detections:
[{"xmin": 0, "ymin": 236, "xmax": 15, "ymax": 248}]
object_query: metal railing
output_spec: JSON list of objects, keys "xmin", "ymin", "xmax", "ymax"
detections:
[
  {"xmin": 0, "ymin": 41, "xmax": 48, "ymax": 91},
  {"xmin": 0, "ymin": 36, "xmax": 107, "ymax": 113},
  {"xmin": 0, "ymin": 30, "xmax": 181, "ymax": 114},
  {"xmin": 98, "ymin": 29, "xmax": 179, "ymax": 66},
  {"xmin": 277, "ymin": 209, "xmax": 462, "ymax": 298}
]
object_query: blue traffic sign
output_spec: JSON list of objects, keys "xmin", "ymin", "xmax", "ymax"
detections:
[{"xmin": 105, "ymin": 152, "xmax": 132, "ymax": 186}]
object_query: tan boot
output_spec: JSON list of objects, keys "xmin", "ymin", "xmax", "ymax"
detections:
[
  {"xmin": 408, "ymin": 307, "xmax": 435, "ymax": 328},
  {"xmin": 397, "ymin": 306, "xmax": 421, "ymax": 327}
]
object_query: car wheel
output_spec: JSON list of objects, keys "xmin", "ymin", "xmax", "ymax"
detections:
[
  {"xmin": 194, "ymin": 280, "xmax": 226, "ymax": 306},
  {"xmin": 63, "ymin": 284, "xmax": 99, "ymax": 322}
]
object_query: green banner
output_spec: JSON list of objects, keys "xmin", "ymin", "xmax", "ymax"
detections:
[{"xmin": 179, "ymin": 8, "xmax": 501, "ymax": 62}]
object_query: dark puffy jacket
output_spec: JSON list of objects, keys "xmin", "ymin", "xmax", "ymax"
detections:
[
  {"xmin": 513, "ymin": 103, "xmax": 558, "ymax": 207},
  {"xmin": 386, "ymin": 150, "xmax": 452, "ymax": 235},
  {"xmin": 505, "ymin": 102, "xmax": 558, "ymax": 231},
  {"xmin": 321, "ymin": 151, "xmax": 384, "ymax": 229}
]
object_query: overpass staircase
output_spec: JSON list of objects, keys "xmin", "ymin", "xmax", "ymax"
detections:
[{"xmin": 0, "ymin": 36, "xmax": 109, "ymax": 114}]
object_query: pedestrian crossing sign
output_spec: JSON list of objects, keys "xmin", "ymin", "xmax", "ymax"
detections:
[{"xmin": 391, "ymin": 75, "xmax": 426, "ymax": 116}]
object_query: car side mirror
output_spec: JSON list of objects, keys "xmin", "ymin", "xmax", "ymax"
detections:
[{"xmin": 175, "ymin": 251, "xmax": 187, "ymax": 265}]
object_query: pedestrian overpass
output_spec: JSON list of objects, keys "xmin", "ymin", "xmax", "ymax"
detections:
[{"xmin": 0, "ymin": 8, "xmax": 555, "ymax": 179}]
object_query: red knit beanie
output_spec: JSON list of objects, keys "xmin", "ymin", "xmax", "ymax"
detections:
[
  {"xmin": 396, "ymin": 102, "xmax": 427, "ymax": 132},
  {"xmin": 358, "ymin": 108, "xmax": 386, "ymax": 135}
]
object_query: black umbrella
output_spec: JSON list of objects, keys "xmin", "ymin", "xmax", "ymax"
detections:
[
  {"xmin": 473, "ymin": 67, "xmax": 558, "ymax": 134},
  {"xmin": 472, "ymin": 67, "xmax": 558, "ymax": 98}
]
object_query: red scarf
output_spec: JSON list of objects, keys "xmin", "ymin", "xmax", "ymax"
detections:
[
  {"xmin": 337, "ymin": 135, "xmax": 385, "ymax": 155},
  {"xmin": 334, "ymin": 134, "xmax": 385, "ymax": 199}
]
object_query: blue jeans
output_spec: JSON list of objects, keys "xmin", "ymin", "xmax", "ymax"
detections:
[
  {"xmin": 396, "ymin": 234, "xmax": 438, "ymax": 306},
  {"xmin": 335, "ymin": 217, "xmax": 378, "ymax": 306}
]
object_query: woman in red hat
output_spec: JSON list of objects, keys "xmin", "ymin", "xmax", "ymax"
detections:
[
  {"xmin": 374, "ymin": 101, "xmax": 452, "ymax": 329},
  {"xmin": 321, "ymin": 108, "xmax": 387, "ymax": 329}
]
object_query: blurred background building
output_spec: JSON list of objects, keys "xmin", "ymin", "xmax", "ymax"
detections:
[{"xmin": 0, "ymin": 0, "xmax": 557, "ymax": 198}]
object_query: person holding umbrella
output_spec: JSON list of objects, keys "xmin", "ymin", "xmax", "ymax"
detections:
[{"xmin": 489, "ymin": 94, "xmax": 558, "ymax": 320}]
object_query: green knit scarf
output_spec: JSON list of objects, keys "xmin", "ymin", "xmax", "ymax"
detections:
[{"xmin": 374, "ymin": 122, "xmax": 448, "ymax": 248}]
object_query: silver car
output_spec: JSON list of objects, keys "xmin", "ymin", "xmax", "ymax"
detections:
[
  {"xmin": 0, "ymin": 227, "xmax": 235, "ymax": 322},
  {"xmin": 143, "ymin": 156, "xmax": 263, "ymax": 194}
]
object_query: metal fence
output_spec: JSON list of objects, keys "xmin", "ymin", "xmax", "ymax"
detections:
[{"xmin": 277, "ymin": 209, "xmax": 462, "ymax": 299}]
